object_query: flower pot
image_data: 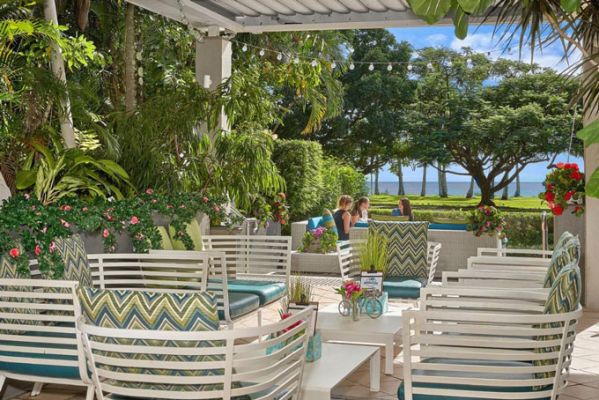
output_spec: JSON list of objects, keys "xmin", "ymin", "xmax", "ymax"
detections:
[{"xmin": 210, "ymin": 225, "xmax": 243, "ymax": 235}]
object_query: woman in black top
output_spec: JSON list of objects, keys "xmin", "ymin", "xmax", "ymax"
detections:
[{"xmin": 334, "ymin": 195, "xmax": 353, "ymax": 241}]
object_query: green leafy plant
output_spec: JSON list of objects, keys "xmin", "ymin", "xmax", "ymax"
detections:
[
  {"xmin": 539, "ymin": 162, "xmax": 585, "ymax": 216},
  {"xmin": 288, "ymin": 275, "xmax": 313, "ymax": 305},
  {"xmin": 359, "ymin": 232, "xmax": 388, "ymax": 274},
  {"xmin": 16, "ymin": 142, "xmax": 133, "ymax": 205},
  {"xmin": 467, "ymin": 205, "xmax": 507, "ymax": 240},
  {"xmin": 299, "ymin": 227, "xmax": 338, "ymax": 254}
]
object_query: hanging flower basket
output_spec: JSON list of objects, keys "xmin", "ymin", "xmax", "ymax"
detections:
[
  {"xmin": 539, "ymin": 162, "xmax": 585, "ymax": 217},
  {"xmin": 467, "ymin": 205, "xmax": 507, "ymax": 239}
]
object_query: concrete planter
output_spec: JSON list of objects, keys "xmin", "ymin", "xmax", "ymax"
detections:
[
  {"xmin": 291, "ymin": 251, "xmax": 339, "ymax": 275},
  {"xmin": 79, "ymin": 230, "xmax": 133, "ymax": 254}
]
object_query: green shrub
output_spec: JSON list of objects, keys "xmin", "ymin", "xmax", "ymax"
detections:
[
  {"xmin": 273, "ymin": 140, "xmax": 323, "ymax": 220},
  {"xmin": 310, "ymin": 157, "xmax": 366, "ymax": 216}
]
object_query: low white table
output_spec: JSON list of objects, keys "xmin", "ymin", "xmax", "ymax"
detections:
[
  {"xmin": 300, "ymin": 343, "xmax": 380, "ymax": 400},
  {"xmin": 317, "ymin": 303, "xmax": 403, "ymax": 375}
]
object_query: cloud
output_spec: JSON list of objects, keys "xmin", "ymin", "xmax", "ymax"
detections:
[{"xmin": 425, "ymin": 33, "xmax": 448, "ymax": 46}]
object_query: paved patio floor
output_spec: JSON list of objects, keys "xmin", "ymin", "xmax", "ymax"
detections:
[{"xmin": 3, "ymin": 286, "xmax": 599, "ymax": 400}]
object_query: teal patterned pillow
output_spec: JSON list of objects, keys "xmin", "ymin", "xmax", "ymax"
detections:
[
  {"xmin": 534, "ymin": 263, "xmax": 581, "ymax": 383},
  {"xmin": 369, "ymin": 221, "xmax": 429, "ymax": 280},
  {"xmin": 0, "ymin": 248, "xmax": 39, "ymax": 334},
  {"xmin": 543, "ymin": 247, "xmax": 575, "ymax": 288},
  {"xmin": 54, "ymin": 235, "xmax": 93, "ymax": 286},
  {"xmin": 78, "ymin": 287, "xmax": 223, "ymax": 393},
  {"xmin": 319, "ymin": 209, "xmax": 338, "ymax": 235}
]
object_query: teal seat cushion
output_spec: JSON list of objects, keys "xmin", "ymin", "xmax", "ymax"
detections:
[
  {"xmin": 383, "ymin": 278, "xmax": 424, "ymax": 299},
  {"xmin": 429, "ymin": 223, "xmax": 467, "ymax": 231},
  {"xmin": 219, "ymin": 292, "xmax": 260, "ymax": 320},
  {"xmin": 227, "ymin": 279, "xmax": 286, "ymax": 306},
  {"xmin": 0, "ymin": 331, "xmax": 80, "ymax": 380},
  {"xmin": 307, "ymin": 217, "xmax": 322, "ymax": 230},
  {"xmin": 398, "ymin": 358, "xmax": 551, "ymax": 400}
]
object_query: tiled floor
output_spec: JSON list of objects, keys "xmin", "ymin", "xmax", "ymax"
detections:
[{"xmin": 3, "ymin": 286, "xmax": 599, "ymax": 400}]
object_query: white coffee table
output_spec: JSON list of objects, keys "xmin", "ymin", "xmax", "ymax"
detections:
[
  {"xmin": 300, "ymin": 342, "xmax": 380, "ymax": 400},
  {"xmin": 316, "ymin": 303, "xmax": 402, "ymax": 375}
]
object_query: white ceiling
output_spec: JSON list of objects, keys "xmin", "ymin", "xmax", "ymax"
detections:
[{"xmin": 128, "ymin": 0, "xmax": 490, "ymax": 33}]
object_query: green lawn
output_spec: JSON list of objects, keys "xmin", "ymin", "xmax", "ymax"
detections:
[{"xmin": 370, "ymin": 194, "xmax": 545, "ymax": 212}]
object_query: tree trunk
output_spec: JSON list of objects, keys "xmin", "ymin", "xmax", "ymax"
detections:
[
  {"xmin": 478, "ymin": 180, "xmax": 495, "ymax": 206},
  {"xmin": 501, "ymin": 185, "xmax": 509, "ymax": 200},
  {"xmin": 466, "ymin": 177, "xmax": 474, "ymax": 198},
  {"xmin": 437, "ymin": 162, "xmax": 448, "ymax": 197},
  {"xmin": 374, "ymin": 169, "xmax": 380, "ymax": 195},
  {"xmin": 43, "ymin": 0, "xmax": 76, "ymax": 148},
  {"xmin": 514, "ymin": 169, "xmax": 521, "ymax": 197},
  {"xmin": 420, "ymin": 165, "xmax": 427, "ymax": 197},
  {"xmin": 124, "ymin": 3, "xmax": 137, "ymax": 115},
  {"xmin": 397, "ymin": 166, "xmax": 405, "ymax": 196}
]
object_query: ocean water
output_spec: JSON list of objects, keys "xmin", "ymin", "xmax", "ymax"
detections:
[{"xmin": 368, "ymin": 181, "xmax": 545, "ymax": 197}]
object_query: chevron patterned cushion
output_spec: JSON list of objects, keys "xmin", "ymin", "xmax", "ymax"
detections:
[
  {"xmin": 553, "ymin": 231, "xmax": 580, "ymax": 264},
  {"xmin": 369, "ymin": 221, "xmax": 429, "ymax": 279},
  {"xmin": 534, "ymin": 263, "xmax": 581, "ymax": 383},
  {"xmin": 53, "ymin": 235, "xmax": 93, "ymax": 286},
  {"xmin": 78, "ymin": 287, "xmax": 223, "ymax": 392},
  {"xmin": 543, "ymin": 247, "xmax": 576, "ymax": 289},
  {"xmin": 0, "ymin": 250, "xmax": 39, "ymax": 334}
]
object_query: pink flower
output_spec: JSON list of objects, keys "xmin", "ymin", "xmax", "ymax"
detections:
[
  {"xmin": 202, "ymin": 196, "xmax": 209, "ymax": 203},
  {"xmin": 61, "ymin": 205, "xmax": 72, "ymax": 211},
  {"xmin": 151, "ymin": 199, "xmax": 158, "ymax": 204},
  {"xmin": 179, "ymin": 204, "xmax": 186, "ymax": 209},
  {"xmin": 34, "ymin": 245, "xmax": 41, "ymax": 256},
  {"xmin": 167, "ymin": 204, "xmax": 174, "ymax": 209},
  {"xmin": 130, "ymin": 216, "xmax": 139, "ymax": 225},
  {"xmin": 31, "ymin": 205, "xmax": 36, "ymax": 211},
  {"xmin": 24, "ymin": 193, "xmax": 30, "ymax": 200},
  {"xmin": 145, "ymin": 188, "xmax": 154, "ymax": 195},
  {"xmin": 49, "ymin": 242, "xmax": 56, "ymax": 253},
  {"xmin": 41, "ymin": 226, "xmax": 47, "ymax": 234},
  {"xmin": 9, "ymin": 248, "xmax": 20, "ymax": 258},
  {"xmin": 135, "ymin": 233, "xmax": 144, "ymax": 240},
  {"xmin": 60, "ymin": 219, "xmax": 70, "ymax": 228},
  {"xmin": 213, "ymin": 205, "xmax": 221, "ymax": 212},
  {"xmin": 82, "ymin": 207, "xmax": 89, "ymax": 212},
  {"xmin": 102, "ymin": 229, "xmax": 110, "ymax": 238}
]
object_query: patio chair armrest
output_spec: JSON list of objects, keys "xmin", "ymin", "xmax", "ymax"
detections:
[
  {"xmin": 467, "ymin": 255, "xmax": 551, "ymax": 270},
  {"xmin": 441, "ymin": 268, "xmax": 546, "ymax": 288},
  {"xmin": 477, "ymin": 247, "xmax": 553, "ymax": 257}
]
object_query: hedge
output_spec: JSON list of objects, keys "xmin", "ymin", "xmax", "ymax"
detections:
[
  {"xmin": 273, "ymin": 140, "xmax": 323, "ymax": 220},
  {"xmin": 369, "ymin": 207, "xmax": 552, "ymax": 249}
]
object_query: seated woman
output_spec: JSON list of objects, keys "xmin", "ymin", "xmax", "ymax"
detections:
[
  {"xmin": 391, "ymin": 198, "xmax": 414, "ymax": 221},
  {"xmin": 350, "ymin": 197, "xmax": 369, "ymax": 226},
  {"xmin": 334, "ymin": 195, "xmax": 353, "ymax": 241}
]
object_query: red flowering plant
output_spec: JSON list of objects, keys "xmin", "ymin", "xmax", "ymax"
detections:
[
  {"xmin": 467, "ymin": 205, "xmax": 507, "ymax": 240},
  {"xmin": 336, "ymin": 280, "xmax": 364, "ymax": 302},
  {"xmin": 539, "ymin": 162, "xmax": 585, "ymax": 216},
  {"xmin": 271, "ymin": 193, "xmax": 289, "ymax": 226}
]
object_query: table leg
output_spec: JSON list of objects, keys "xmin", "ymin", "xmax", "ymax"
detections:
[
  {"xmin": 370, "ymin": 348, "xmax": 381, "ymax": 392},
  {"xmin": 385, "ymin": 337, "xmax": 394, "ymax": 375},
  {"xmin": 299, "ymin": 388, "xmax": 331, "ymax": 400}
]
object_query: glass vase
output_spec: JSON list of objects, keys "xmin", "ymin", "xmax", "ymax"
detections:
[{"xmin": 351, "ymin": 300, "xmax": 360, "ymax": 321}]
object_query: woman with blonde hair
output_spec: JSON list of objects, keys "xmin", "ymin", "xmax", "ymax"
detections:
[{"xmin": 334, "ymin": 195, "xmax": 353, "ymax": 240}]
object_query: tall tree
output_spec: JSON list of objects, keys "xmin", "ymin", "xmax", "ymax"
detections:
[{"xmin": 124, "ymin": 3, "xmax": 136, "ymax": 114}]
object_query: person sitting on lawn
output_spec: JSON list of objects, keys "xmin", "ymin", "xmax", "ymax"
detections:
[
  {"xmin": 334, "ymin": 195, "xmax": 353, "ymax": 241},
  {"xmin": 350, "ymin": 197, "xmax": 370, "ymax": 226},
  {"xmin": 391, "ymin": 198, "xmax": 414, "ymax": 220}
]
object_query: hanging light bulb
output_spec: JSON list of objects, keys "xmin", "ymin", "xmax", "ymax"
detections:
[
  {"xmin": 349, "ymin": 63, "xmax": 355, "ymax": 70},
  {"xmin": 466, "ymin": 58, "xmax": 473, "ymax": 68},
  {"xmin": 487, "ymin": 51, "xmax": 491, "ymax": 56},
  {"xmin": 407, "ymin": 64, "xmax": 413, "ymax": 71},
  {"xmin": 387, "ymin": 64, "xmax": 393, "ymax": 71},
  {"xmin": 368, "ymin": 63, "xmax": 375, "ymax": 71},
  {"xmin": 259, "ymin": 49, "xmax": 265, "ymax": 57},
  {"xmin": 311, "ymin": 59, "xmax": 318, "ymax": 67},
  {"xmin": 276, "ymin": 52, "xmax": 283, "ymax": 61},
  {"xmin": 331, "ymin": 61, "xmax": 337, "ymax": 69},
  {"xmin": 241, "ymin": 44, "xmax": 248, "ymax": 52}
]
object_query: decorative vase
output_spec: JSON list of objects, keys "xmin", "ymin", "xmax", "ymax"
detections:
[
  {"xmin": 305, "ymin": 331, "xmax": 322, "ymax": 362},
  {"xmin": 351, "ymin": 300, "xmax": 360, "ymax": 321}
]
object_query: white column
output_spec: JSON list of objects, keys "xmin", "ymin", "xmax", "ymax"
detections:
[
  {"xmin": 43, "ymin": 0, "xmax": 76, "ymax": 148},
  {"xmin": 195, "ymin": 32, "xmax": 232, "ymax": 131}
]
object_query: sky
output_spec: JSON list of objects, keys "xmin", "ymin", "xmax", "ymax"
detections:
[{"xmin": 376, "ymin": 25, "xmax": 583, "ymax": 182}]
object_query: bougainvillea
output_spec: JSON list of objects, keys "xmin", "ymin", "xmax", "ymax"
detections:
[
  {"xmin": 467, "ymin": 205, "xmax": 507, "ymax": 240},
  {"xmin": 539, "ymin": 163, "xmax": 585, "ymax": 216},
  {"xmin": 0, "ymin": 192, "xmax": 230, "ymax": 277}
]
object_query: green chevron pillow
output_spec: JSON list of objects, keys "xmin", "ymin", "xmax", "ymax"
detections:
[
  {"xmin": 78, "ymin": 287, "xmax": 223, "ymax": 392},
  {"xmin": 53, "ymin": 235, "xmax": 93, "ymax": 286},
  {"xmin": 0, "ymin": 248, "xmax": 40, "ymax": 334},
  {"xmin": 369, "ymin": 221, "xmax": 429, "ymax": 280},
  {"xmin": 543, "ymin": 247, "xmax": 576, "ymax": 288},
  {"xmin": 534, "ymin": 263, "xmax": 581, "ymax": 383}
]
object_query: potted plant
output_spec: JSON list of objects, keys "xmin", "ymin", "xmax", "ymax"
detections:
[
  {"xmin": 467, "ymin": 205, "xmax": 507, "ymax": 240},
  {"xmin": 336, "ymin": 280, "xmax": 364, "ymax": 321},
  {"xmin": 283, "ymin": 275, "xmax": 320, "ymax": 362},
  {"xmin": 358, "ymin": 232, "xmax": 387, "ymax": 292},
  {"xmin": 539, "ymin": 162, "xmax": 585, "ymax": 216},
  {"xmin": 299, "ymin": 226, "xmax": 338, "ymax": 254}
]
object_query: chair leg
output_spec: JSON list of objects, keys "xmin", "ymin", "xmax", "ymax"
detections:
[
  {"xmin": 31, "ymin": 382, "xmax": 43, "ymax": 397},
  {"xmin": 0, "ymin": 376, "xmax": 5, "ymax": 392},
  {"xmin": 85, "ymin": 385, "xmax": 95, "ymax": 400}
]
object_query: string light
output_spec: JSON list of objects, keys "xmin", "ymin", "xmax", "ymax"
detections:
[
  {"xmin": 427, "ymin": 62, "xmax": 434, "ymax": 71},
  {"xmin": 368, "ymin": 63, "xmax": 375, "ymax": 71},
  {"xmin": 387, "ymin": 64, "xmax": 393, "ymax": 71},
  {"xmin": 242, "ymin": 44, "xmax": 248, "ymax": 52},
  {"xmin": 446, "ymin": 60, "xmax": 453, "ymax": 67},
  {"xmin": 349, "ymin": 63, "xmax": 355, "ymax": 70},
  {"xmin": 259, "ymin": 49, "xmax": 265, "ymax": 57},
  {"xmin": 276, "ymin": 53, "xmax": 283, "ymax": 61},
  {"xmin": 311, "ymin": 59, "xmax": 318, "ymax": 67},
  {"xmin": 293, "ymin": 56, "xmax": 300, "ymax": 64},
  {"xmin": 407, "ymin": 64, "xmax": 413, "ymax": 71}
]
